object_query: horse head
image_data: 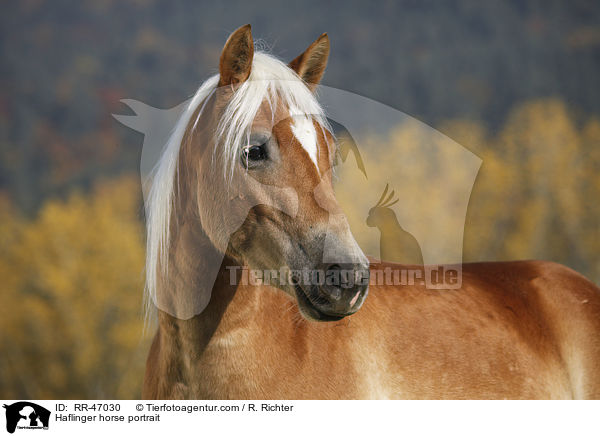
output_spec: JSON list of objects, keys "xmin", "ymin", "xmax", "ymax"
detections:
[{"xmin": 146, "ymin": 25, "xmax": 369, "ymax": 321}]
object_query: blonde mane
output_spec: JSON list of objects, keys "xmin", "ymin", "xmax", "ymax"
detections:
[{"xmin": 144, "ymin": 51, "xmax": 330, "ymax": 316}]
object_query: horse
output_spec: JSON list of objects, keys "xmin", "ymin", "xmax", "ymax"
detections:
[{"xmin": 142, "ymin": 24, "xmax": 600, "ymax": 399}]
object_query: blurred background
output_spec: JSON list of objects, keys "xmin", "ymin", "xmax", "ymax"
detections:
[{"xmin": 1, "ymin": 0, "xmax": 599, "ymax": 399}]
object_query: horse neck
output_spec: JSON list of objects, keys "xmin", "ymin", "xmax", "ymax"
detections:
[
  {"xmin": 154, "ymin": 127, "xmax": 245, "ymax": 356},
  {"xmin": 155, "ymin": 200, "xmax": 255, "ymax": 365}
]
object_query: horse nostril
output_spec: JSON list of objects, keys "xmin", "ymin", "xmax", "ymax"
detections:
[
  {"xmin": 323, "ymin": 264, "xmax": 342, "ymax": 300},
  {"xmin": 325, "ymin": 264, "xmax": 342, "ymax": 301}
]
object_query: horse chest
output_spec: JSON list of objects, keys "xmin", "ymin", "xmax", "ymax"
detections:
[
  {"xmin": 191, "ymin": 326, "xmax": 288, "ymax": 398},
  {"xmin": 190, "ymin": 322, "xmax": 384, "ymax": 399}
]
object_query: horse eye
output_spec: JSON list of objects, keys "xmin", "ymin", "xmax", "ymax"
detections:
[{"xmin": 241, "ymin": 144, "xmax": 267, "ymax": 167}]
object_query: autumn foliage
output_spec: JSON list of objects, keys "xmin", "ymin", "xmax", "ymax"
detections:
[{"xmin": 0, "ymin": 177, "xmax": 148, "ymax": 399}]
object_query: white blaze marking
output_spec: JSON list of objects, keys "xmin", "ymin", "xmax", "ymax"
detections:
[{"xmin": 290, "ymin": 107, "xmax": 319, "ymax": 173}]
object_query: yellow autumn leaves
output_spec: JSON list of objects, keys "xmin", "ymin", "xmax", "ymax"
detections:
[
  {"xmin": 0, "ymin": 177, "xmax": 149, "ymax": 399},
  {"xmin": 336, "ymin": 98, "xmax": 600, "ymax": 280}
]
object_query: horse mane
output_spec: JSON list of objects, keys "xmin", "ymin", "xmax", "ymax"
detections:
[{"xmin": 144, "ymin": 51, "xmax": 330, "ymax": 319}]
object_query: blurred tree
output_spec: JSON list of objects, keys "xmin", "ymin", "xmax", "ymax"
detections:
[
  {"xmin": 0, "ymin": 176, "xmax": 148, "ymax": 399},
  {"xmin": 462, "ymin": 99, "xmax": 599, "ymax": 281},
  {"xmin": 335, "ymin": 98, "xmax": 600, "ymax": 285}
]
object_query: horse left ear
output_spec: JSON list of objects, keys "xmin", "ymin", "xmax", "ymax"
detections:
[
  {"xmin": 219, "ymin": 24, "xmax": 254, "ymax": 87},
  {"xmin": 289, "ymin": 33, "xmax": 330, "ymax": 92}
]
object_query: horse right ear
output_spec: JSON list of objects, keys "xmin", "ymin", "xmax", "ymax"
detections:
[
  {"xmin": 289, "ymin": 33, "xmax": 330, "ymax": 92},
  {"xmin": 219, "ymin": 24, "xmax": 254, "ymax": 87}
]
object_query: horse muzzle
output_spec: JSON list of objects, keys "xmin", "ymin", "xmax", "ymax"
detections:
[{"xmin": 294, "ymin": 262, "xmax": 370, "ymax": 321}]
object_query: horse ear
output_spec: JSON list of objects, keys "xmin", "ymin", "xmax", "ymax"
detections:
[
  {"xmin": 289, "ymin": 33, "xmax": 330, "ymax": 91},
  {"xmin": 219, "ymin": 24, "xmax": 254, "ymax": 87}
]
